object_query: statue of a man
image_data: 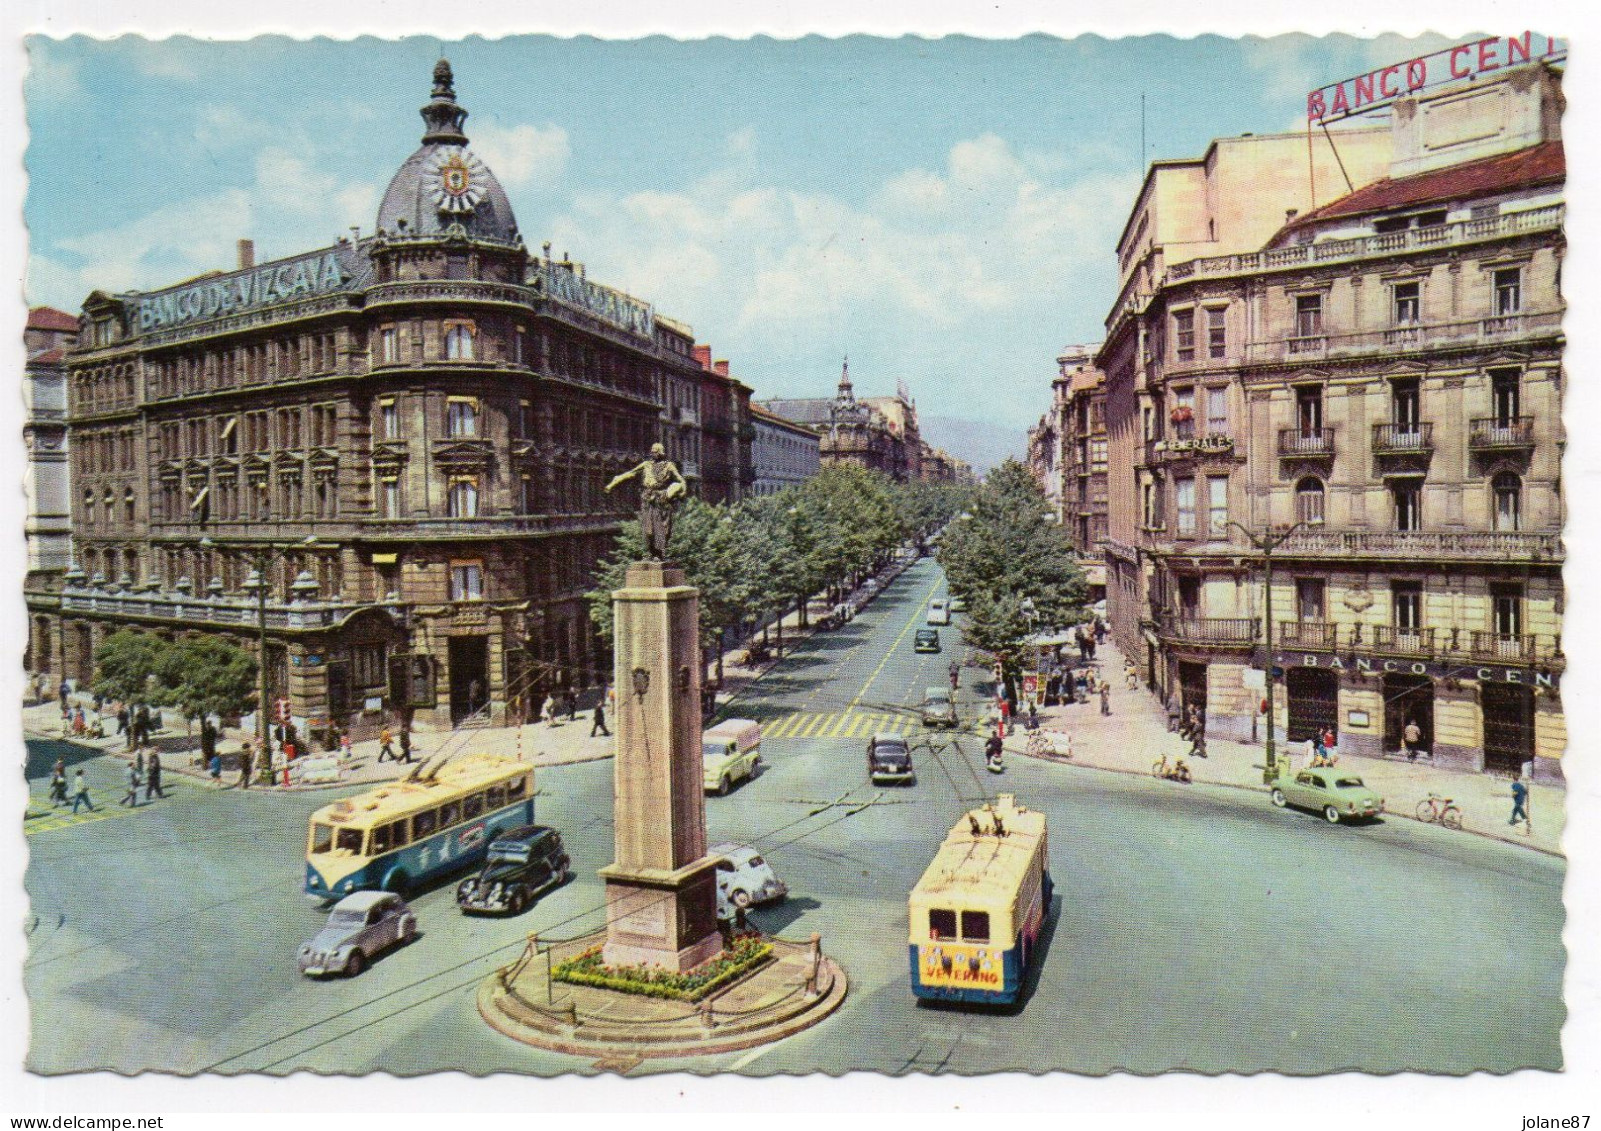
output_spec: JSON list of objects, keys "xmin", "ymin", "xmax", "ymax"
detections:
[{"xmin": 606, "ymin": 443, "xmax": 687, "ymax": 560}]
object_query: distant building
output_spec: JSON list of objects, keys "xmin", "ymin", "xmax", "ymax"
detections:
[
  {"xmin": 1029, "ymin": 345, "xmax": 1108, "ymax": 601},
  {"xmin": 918, "ymin": 443, "xmax": 974, "ymax": 484},
  {"xmin": 750, "ymin": 404, "xmax": 821, "ymax": 496},
  {"xmin": 1100, "ymin": 60, "xmax": 1566, "ymax": 781},
  {"xmin": 690, "ymin": 345, "xmax": 755, "ymax": 505},
  {"xmin": 760, "ymin": 361, "xmax": 916, "ymax": 481},
  {"xmin": 23, "ymin": 307, "xmax": 78, "ymax": 674}
]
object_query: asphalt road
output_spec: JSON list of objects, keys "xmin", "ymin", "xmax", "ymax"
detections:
[{"xmin": 24, "ymin": 557, "xmax": 1565, "ymax": 1076}]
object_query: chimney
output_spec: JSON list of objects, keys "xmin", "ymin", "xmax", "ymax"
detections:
[
  {"xmin": 238, "ymin": 239, "xmax": 255, "ymax": 269},
  {"xmin": 692, "ymin": 345, "xmax": 713, "ymax": 369},
  {"xmin": 714, "ymin": 360, "xmax": 730, "ymax": 377},
  {"xmin": 1285, "ymin": 208, "xmax": 1299, "ymax": 222}
]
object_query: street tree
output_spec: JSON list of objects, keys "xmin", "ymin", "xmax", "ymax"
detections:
[
  {"xmin": 91, "ymin": 631, "xmax": 171, "ymax": 706},
  {"xmin": 157, "ymin": 636, "xmax": 259, "ymax": 726}
]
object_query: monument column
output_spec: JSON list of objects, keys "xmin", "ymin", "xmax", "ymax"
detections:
[{"xmin": 598, "ymin": 561, "xmax": 723, "ymax": 970}]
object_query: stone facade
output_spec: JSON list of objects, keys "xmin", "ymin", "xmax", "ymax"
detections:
[
  {"xmin": 750, "ymin": 404, "xmax": 821, "ymax": 496},
  {"xmin": 1100, "ymin": 63, "xmax": 1566, "ymax": 782}
]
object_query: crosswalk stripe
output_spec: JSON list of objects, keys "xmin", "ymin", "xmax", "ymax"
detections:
[
  {"xmin": 842, "ymin": 713, "xmax": 867, "ymax": 738},
  {"xmin": 823, "ymin": 712, "xmax": 854, "ymax": 738},
  {"xmin": 767, "ymin": 714, "xmax": 794, "ymax": 738},
  {"xmin": 797, "ymin": 713, "xmax": 826, "ymax": 738}
]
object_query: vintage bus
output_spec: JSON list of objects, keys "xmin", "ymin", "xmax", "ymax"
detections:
[
  {"xmin": 304, "ymin": 752, "xmax": 534, "ymax": 901},
  {"xmin": 908, "ymin": 793, "xmax": 1052, "ymax": 1006}
]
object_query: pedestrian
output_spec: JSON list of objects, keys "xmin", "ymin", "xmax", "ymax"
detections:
[
  {"xmin": 1095, "ymin": 618, "xmax": 1107, "ymax": 645},
  {"xmin": 121, "ymin": 761, "xmax": 142, "ymax": 807},
  {"xmin": 1404, "ymin": 718, "xmax": 1422, "ymax": 761},
  {"xmin": 1086, "ymin": 633, "xmax": 1097, "ymax": 662},
  {"xmin": 71, "ymin": 769, "xmax": 96, "ymax": 813},
  {"xmin": 115, "ymin": 705, "xmax": 129, "ymax": 737},
  {"xmin": 239, "ymin": 742, "xmax": 253, "ymax": 789},
  {"xmin": 1027, "ymin": 702, "xmax": 1039, "ymax": 731},
  {"xmin": 58, "ymin": 678, "xmax": 70, "ymax": 713},
  {"xmin": 49, "ymin": 761, "xmax": 68, "ymax": 807},
  {"xmin": 545, "ymin": 697, "xmax": 561, "ymax": 727},
  {"xmin": 93, "ymin": 690, "xmax": 105, "ymax": 714},
  {"xmin": 399, "ymin": 728, "xmax": 413, "ymax": 764},
  {"xmin": 72, "ymin": 706, "xmax": 86, "ymax": 736},
  {"xmin": 1321, "ymin": 726, "xmax": 1338, "ymax": 763},
  {"xmin": 209, "ymin": 752, "xmax": 222, "ymax": 783},
  {"xmin": 468, "ymin": 678, "xmax": 484, "ymax": 713},
  {"xmin": 339, "ymin": 731, "xmax": 353, "ymax": 761},
  {"xmin": 135, "ymin": 703, "xmax": 151, "ymax": 747},
  {"xmin": 1509, "ymin": 777, "xmax": 1530, "ymax": 827},
  {"xmin": 146, "ymin": 751, "xmax": 165, "ymax": 800},
  {"xmin": 565, "ymin": 690, "xmax": 578, "ymax": 722},
  {"xmin": 591, "ymin": 700, "xmax": 610, "ymax": 737},
  {"xmin": 134, "ymin": 746, "xmax": 145, "ymax": 776},
  {"xmin": 1100, "ymin": 682, "xmax": 1111, "ymax": 717},
  {"xmin": 377, "ymin": 726, "xmax": 395, "ymax": 763}
]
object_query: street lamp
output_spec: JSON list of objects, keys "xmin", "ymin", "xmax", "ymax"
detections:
[{"xmin": 1225, "ymin": 520, "xmax": 1307, "ymax": 784}]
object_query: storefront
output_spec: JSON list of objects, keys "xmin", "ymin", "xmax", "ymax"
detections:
[
  {"xmin": 1285, "ymin": 667, "xmax": 1339, "ymax": 744},
  {"xmin": 1481, "ymin": 682, "xmax": 1535, "ymax": 776}
]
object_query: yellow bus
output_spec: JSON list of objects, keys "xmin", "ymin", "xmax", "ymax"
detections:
[
  {"xmin": 304, "ymin": 752, "xmax": 534, "ymax": 901},
  {"xmin": 908, "ymin": 793, "xmax": 1052, "ymax": 1005}
]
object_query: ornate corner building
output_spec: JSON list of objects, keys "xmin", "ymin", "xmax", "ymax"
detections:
[
  {"xmin": 1028, "ymin": 344, "xmax": 1108, "ymax": 602},
  {"xmin": 1100, "ymin": 61, "xmax": 1565, "ymax": 782},
  {"xmin": 27, "ymin": 61, "xmax": 755, "ymax": 735}
]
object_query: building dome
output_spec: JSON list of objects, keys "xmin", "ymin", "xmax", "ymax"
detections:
[{"xmin": 375, "ymin": 60, "xmax": 520, "ymax": 244}]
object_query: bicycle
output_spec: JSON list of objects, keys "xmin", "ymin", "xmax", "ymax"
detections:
[{"xmin": 1415, "ymin": 792, "xmax": 1463, "ymax": 830}]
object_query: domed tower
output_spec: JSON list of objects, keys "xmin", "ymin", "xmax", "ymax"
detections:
[{"xmin": 371, "ymin": 59, "xmax": 527, "ymax": 284}]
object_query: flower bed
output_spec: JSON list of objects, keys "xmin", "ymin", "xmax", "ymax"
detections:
[{"xmin": 551, "ymin": 933, "xmax": 774, "ymax": 1002}]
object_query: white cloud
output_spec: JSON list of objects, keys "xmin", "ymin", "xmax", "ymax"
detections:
[
  {"xmin": 29, "ymin": 147, "xmax": 380, "ymax": 308},
  {"xmin": 468, "ymin": 120, "xmax": 570, "ymax": 191}
]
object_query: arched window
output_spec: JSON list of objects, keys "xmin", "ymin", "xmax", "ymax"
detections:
[
  {"xmin": 1493, "ymin": 472, "xmax": 1522, "ymax": 532},
  {"xmin": 448, "ymin": 477, "xmax": 479, "ymax": 519},
  {"xmin": 1295, "ymin": 477, "xmax": 1325, "ymax": 526}
]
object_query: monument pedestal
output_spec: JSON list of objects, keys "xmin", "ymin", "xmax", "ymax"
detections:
[{"xmin": 601, "ymin": 561, "xmax": 722, "ymax": 972}]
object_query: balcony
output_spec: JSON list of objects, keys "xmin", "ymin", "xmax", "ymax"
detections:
[
  {"xmin": 1366, "ymin": 625, "xmax": 1435, "ymax": 656},
  {"xmin": 363, "ymin": 514, "xmax": 624, "ymax": 540},
  {"xmin": 365, "ymin": 279, "xmax": 534, "ymax": 311},
  {"xmin": 1277, "ymin": 528, "xmax": 1562, "ymax": 564},
  {"xmin": 1243, "ymin": 309, "xmax": 1563, "ymax": 366},
  {"xmin": 1468, "ymin": 417, "xmax": 1536, "ymax": 451},
  {"xmin": 1464, "ymin": 630, "xmax": 1564, "ymax": 664},
  {"xmin": 1372, "ymin": 422, "xmax": 1433, "ymax": 454},
  {"xmin": 1167, "ymin": 204, "xmax": 1564, "ymax": 283},
  {"xmin": 1278, "ymin": 620, "xmax": 1338, "ymax": 649},
  {"xmin": 1159, "ymin": 613, "xmax": 1260, "ymax": 646},
  {"xmin": 1278, "ymin": 427, "xmax": 1335, "ymax": 458},
  {"xmin": 60, "ymin": 586, "xmax": 410, "ymax": 633}
]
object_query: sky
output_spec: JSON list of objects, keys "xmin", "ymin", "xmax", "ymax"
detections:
[{"xmin": 26, "ymin": 32, "xmax": 1464, "ymax": 437}]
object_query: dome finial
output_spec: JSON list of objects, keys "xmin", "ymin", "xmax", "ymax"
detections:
[{"xmin": 419, "ymin": 57, "xmax": 468, "ymax": 145}]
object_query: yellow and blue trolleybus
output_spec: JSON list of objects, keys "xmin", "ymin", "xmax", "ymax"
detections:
[
  {"xmin": 908, "ymin": 793, "xmax": 1051, "ymax": 1005},
  {"xmin": 305, "ymin": 752, "xmax": 533, "ymax": 901}
]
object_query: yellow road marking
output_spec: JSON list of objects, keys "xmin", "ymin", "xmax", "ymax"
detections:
[
  {"xmin": 797, "ymin": 713, "xmax": 826, "ymax": 738},
  {"xmin": 842, "ymin": 713, "xmax": 867, "ymax": 738},
  {"xmin": 849, "ymin": 571, "xmax": 945, "ymax": 709}
]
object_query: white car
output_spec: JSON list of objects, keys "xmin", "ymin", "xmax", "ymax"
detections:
[{"xmin": 711, "ymin": 842, "xmax": 788, "ymax": 917}]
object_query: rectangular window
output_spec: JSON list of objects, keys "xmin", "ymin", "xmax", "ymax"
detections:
[
  {"xmin": 378, "ymin": 326, "xmax": 398, "ymax": 364},
  {"xmin": 462, "ymin": 792, "xmax": 484, "ymax": 820},
  {"xmin": 1296, "ymin": 387, "xmax": 1323, "ymax": 433},
  {"xmin": 1091, "ymin": 438, "xmax": 1108, "ymax": 471},
  {"xmin": 412, "ymin": 809, "xmax": 438, "ymax": 838},
  {"xmin": 1295, "ymin": 293, "xmax": 1323, "ymax": 338},
  {"xmin": 380, "ymin": 477, "xmax": 401, "ymax": 519},
  {"xmin": 1491, "ymin": 369, "xmax": 1521, "ymax": 426},
  {"xmin": 506, "ymin": 774, "xmax": 527, "ymax": 801},
  {"xmin": 1492, "ymin": 583, "xmax": 1523, "ymax": 636},
  {"xmin": 960, "ymin": 910, "xmax": 991, "ymax": 942},
  {"xmin": 1391, "ymin": 378, "xmax": 1421, "ymax": 429},
  {"xmin": 1175, "ymin": 477, "xmax": 1196, "ymax": 536},
  {"xmin": 928, "ymin": 909, "xmax": 957, "ymax": 941},
  {"xmin": 444, "ymin": 323, "xmax": 475, "ymax": 361},
  {"xmin": 514, "ymin": 328, "xmax": 527, "ymax": 366},
  {"xmin": 379, "ymin": 398, "xmax": 400, "ymax": 440},
  {"xmin": 1142, "ymin": 481, "xmax": 1159, "ymax": 529},
  {"xmin": 387, "ymin": 819, "xmax": 409, "ymax": 849},
  {"xmin": 447, "ymin": 477, "xmax": 479, "ymax": 518},
  {"xmin": 1296, "ymin": 578, "xmax": 1326, "ymax": 621},
  {"xmin": 1205, "ymin": 387, "xmax": 1228, "ymax": 434},
  {"xmin": 1391, "ymin": 481, "xmax": 1421, "ymax": 531},
  {"xmin": 1206, "ymin": 307, "xmax": 1227, "ymax": 359},
  {"xmin": 1392, "ymin": 281, "xmax": 1421, "ymax": 325},
  {"xmin": 1493, "ymin": 267, "xmax": 1522, "ymax": 316},
  {"xmin": 1173, "ymin": 310, "xmax": 1195, "ymax": 361},
  {"xmin": 1391, "ymin": 581, "xmax": 1423, "ymax": 630},
  {"xmin": 1206, "ymin": 476, "xmax": 1228, "ymax": 537},
  {"xmin": 450, "ymin": 561, "xmax": 484, "ymax": 601},
  {"xmin": 446, "ymin": 397, "xmax": 478, "ymax": 438}
]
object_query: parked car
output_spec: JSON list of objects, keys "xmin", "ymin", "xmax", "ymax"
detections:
[
  {"xmin": 948, "ymin": 595, "xmax": 967, "ymax": 613},
  {"xmin": 455, "ymin": 825, "xmax": 570, "ymax": 915},
  {"xmin": 298, "ymin": 890, "xmax": 415, "ymax": 977},
  {"xmin": 1271, "ymin": 769, "xmax": 1385, "ymax": 824},
  {"xmin": 914, "ymin": 629, "xmax": 942, "ymax": 654},
  {"xmin": 868, "ymin": 733, "xmax": 916, "ymax": 785},
  {"xmin": 711, "ymin": 842, "xmax": 788, "ymax": 917},
  {"xmin": 920, "ymin": 686, "xmax": 958, "ymax": 728},
  {"xmin": 927, "ymin": 599, "xmax": 951, "ymax": 626},
  {"xmin": 703, "ymin": 718, "xmax": 763, "ymax": 795}
]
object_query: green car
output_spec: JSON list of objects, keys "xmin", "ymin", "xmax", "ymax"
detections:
[
  {"xmin": 1271, "ymin": 768, "xmax": 1385, "ymax": 824},
  {"xmin": 914, "ymin": 629, "xmax": 941, "ymax": 654}
]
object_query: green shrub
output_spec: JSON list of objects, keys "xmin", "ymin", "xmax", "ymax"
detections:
[{"xmin": 551, "ymin": 933, "xmax": 774, "ymax": 1002}]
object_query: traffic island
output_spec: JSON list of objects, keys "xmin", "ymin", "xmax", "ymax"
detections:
[{"xmin": 477, "ymin": 928, "xmax": 847, "ymax": 1062}]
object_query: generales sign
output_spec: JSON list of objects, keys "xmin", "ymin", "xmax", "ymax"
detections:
[{"xmin": 135, "ymin": 249, "xmax": 348, "ymax": 332}]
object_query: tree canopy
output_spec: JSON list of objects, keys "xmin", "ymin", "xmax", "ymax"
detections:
[{"xmin": 92, "ymin": 629, "xmax": 258, "ymax": 719}]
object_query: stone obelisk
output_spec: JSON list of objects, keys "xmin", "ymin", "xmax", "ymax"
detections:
[{"xmin": 598, "ymin": 561, "xmax": 722, "ymax": 970}]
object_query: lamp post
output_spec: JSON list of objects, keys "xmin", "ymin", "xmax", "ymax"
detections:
[
  {"xmin": 200, "ymin": 534, "xmax": 319, "ymax": 784},
  {"xmin": 1225, "ymin": 520, "xmax": 1307, "ymax": 784}
]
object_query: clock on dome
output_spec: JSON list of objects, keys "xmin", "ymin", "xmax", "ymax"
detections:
[{"xmin": 427, "ymin": 147, "xmax": 489, "ymax": 215}]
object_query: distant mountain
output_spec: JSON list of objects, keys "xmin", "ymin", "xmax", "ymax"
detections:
[{"xmin": 919, "ymin": 415, "xmax": 1027, "ymax": 476}]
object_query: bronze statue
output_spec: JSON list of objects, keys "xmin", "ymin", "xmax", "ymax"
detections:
[{"xmin": 606, "ymin": 443, "xmax": 687, "ymax": 560}]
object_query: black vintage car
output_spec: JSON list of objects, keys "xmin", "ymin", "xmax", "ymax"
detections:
[{"xmin": 455, "ymin": 825, "xmax": 570, "ymax": 915}]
